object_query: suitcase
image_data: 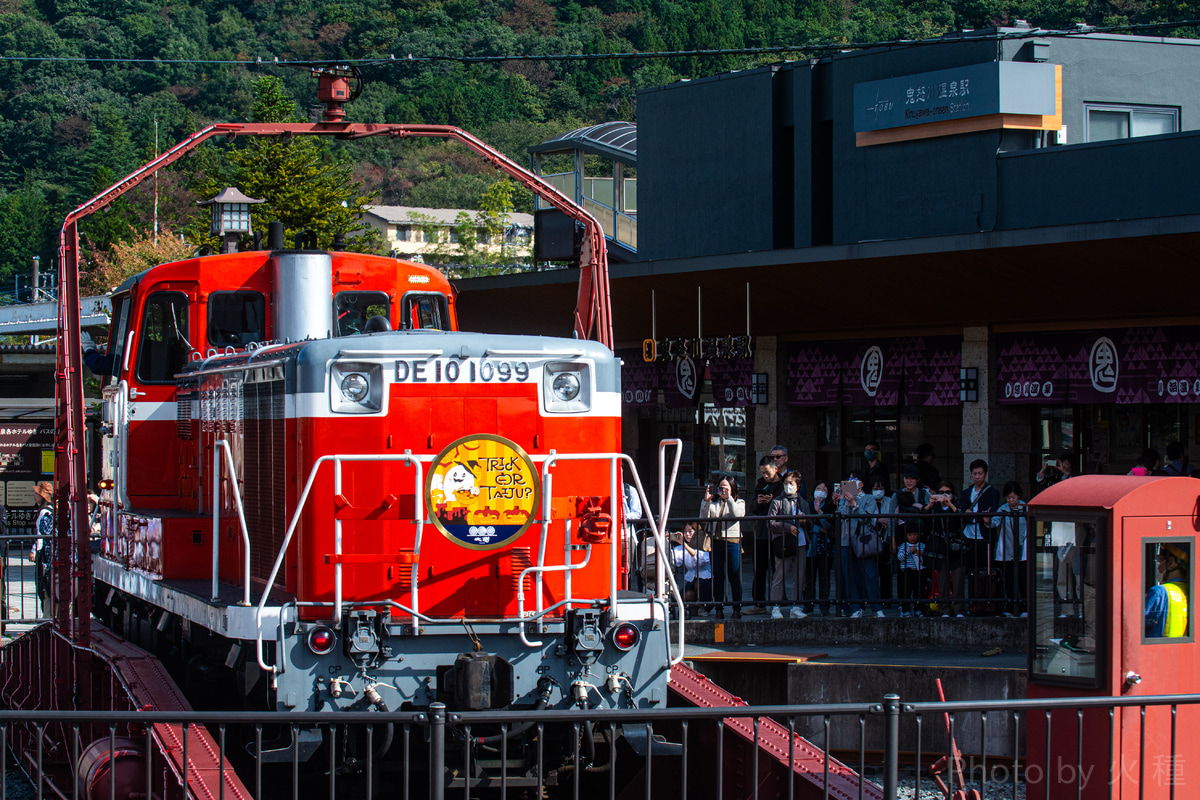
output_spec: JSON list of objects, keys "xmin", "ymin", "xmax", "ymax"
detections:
[{"xmin": 968, "ymin": 568, "xmax": 1005, "ymax": 616}]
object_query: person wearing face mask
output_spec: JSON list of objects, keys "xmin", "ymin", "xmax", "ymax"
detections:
[
  {"xmin": 701, "ymin": 477, "xmax": 746, "ymax": 619},
  {"xmin": 929, "ymin": 480, "xmax": 965, "ymax": 616},
  {"xmin": 839, "ymin": 471, "xmax": 884, "ymax": 618},
  {"xmin": 748, "ymin": 455, "xmax": 784, "ymax": 614},
  {"xmin": 990, "ymin": 481, "xmax": 1028, "ymax": 617},
  {"xmin": 870, "ymin": 477, "xmax": 897, "ymax": 606},
  {"xmin": 767, "ymin": 471, "xmax": 810, "ymax": 619},
  {"xmin": 805, "ymin": 480, "xmax": 835, "ymax": 616},
  {"xmin": 862, "ymin": 441, "xmax": 890, "ymax": 495}
]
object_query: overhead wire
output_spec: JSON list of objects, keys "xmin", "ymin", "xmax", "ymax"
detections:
[{"xmin": 0, "ymin": 18, "xmax": 1199, "ymax": 68}]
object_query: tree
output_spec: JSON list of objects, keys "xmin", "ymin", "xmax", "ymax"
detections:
[
  {"xmin": 191, "ymin": 76, "xmax": 382, "ymax": 253},
  {"xmin": 82, "ymin": 227, "xmax": 195, "ymax": 295}
]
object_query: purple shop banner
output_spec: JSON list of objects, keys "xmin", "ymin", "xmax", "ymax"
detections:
[
  {"xmin": 997, "ymin": 326, "xmax": 1200, "ymax": 405},
  {"xmin": 787, "ymin": 336, "xmax": 962, "ymax": 407},
  {"xmin": 901, "ymin": 336, "xmax": 963, "ymax": 406},
  {"xmin": 661, "ymin": 356, "xmax": 706, "ymax": 408},
  {"xmin": 786, "ymin": 343, "xmax": 845, "ymax": 407},
  {"xmin": 708, "ymin": 357, "xmax": 754, "ymax": 408},
  {"xmin": 618, "ymin": 350, "xmax": 660, "ymax": 408},
  {"xmin": 841, "ymin": 342, "xmax": 902, "ymax": 406}
]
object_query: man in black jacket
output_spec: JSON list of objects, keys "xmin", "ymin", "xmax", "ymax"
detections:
[
  {"xmin": 747, "ymin": 453, "xmax": 784, "ymax": 613},
  {"xmin": 959, "ymin": 459, "xmax": 1000, "ymax": 614}
]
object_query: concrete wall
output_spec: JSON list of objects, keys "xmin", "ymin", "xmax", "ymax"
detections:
[{"xmin": 688, "ymin": 648, "xmax": 1027, "ymax": 758}]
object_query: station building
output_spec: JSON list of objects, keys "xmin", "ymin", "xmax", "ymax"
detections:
[{"xmin": 455, "ymin": 26, "xmax": 1200, "ymax": 508}]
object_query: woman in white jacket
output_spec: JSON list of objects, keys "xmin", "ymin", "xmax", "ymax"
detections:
[
  {"xmin": 701, "ymin": 477, "xmax": 745, "ymax": 619},
  {"xmin": 990, "ymin": 481, "xmax": 1028, "ymax": 617}
]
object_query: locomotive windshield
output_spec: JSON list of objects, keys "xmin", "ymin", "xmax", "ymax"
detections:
[
  {"xmin": 208, "ymin": 291, "xmax": 266, "ymax": 347},
  {"xmin": 135, "ymin": 292, "xmax": 191, "ymax": 384},
  {"xmin": 1029, "ymin": 515, "xmax": 1104, "ymax": 687},
  {"xmin": 334, "ymin": 291, "xmax": 389, "ymax": 336}
]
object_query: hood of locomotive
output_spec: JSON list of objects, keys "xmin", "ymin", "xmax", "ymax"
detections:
[{"xmin": 283, "ymin": 330, "xmax": 625, "ymax": 621}]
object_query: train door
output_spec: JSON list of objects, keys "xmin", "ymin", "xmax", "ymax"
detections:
[
  {"xmin": 124, "ymin": 288, "xmax": 195, "ymax": 501},
  {"xmin": 1118, "ymin": 519, "xmax": 1199, "ymax": 799}
]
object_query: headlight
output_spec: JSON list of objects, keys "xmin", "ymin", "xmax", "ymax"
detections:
[
  {"xmin": 552, "ymin": 372, "xmax": 580, "ymax": 402},
  {"xmin": 341, "ymin": 373, "xmax": 370, "ymax": 402},
  {"xmin": 330, "ymin": 361, "xmax": 383, "ymax": 414},
  {"xmin": 543, "ymin": 362, "xmax": 591, "ymax": 413}
]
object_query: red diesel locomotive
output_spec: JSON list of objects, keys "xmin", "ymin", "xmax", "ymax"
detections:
[{"xmin": 6, "ymin": 75, "xmax": 686, "ymax": 793}]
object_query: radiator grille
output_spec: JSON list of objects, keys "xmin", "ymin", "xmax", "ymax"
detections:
[
  {"xmin": 242, "ymin": 378, "xmax": 286, "ymax": 583},
  {"xmin": 176, "ymin": 379, "xmax": 197, "ymax": 439},
  {"xmin": 509, "ymin": 547, "xmax": 532, "ymax": 593}
]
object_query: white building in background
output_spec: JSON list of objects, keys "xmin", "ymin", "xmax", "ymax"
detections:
[{"xmin": 362, "ymin": 206, "xmax": 534, "ymax": 263}]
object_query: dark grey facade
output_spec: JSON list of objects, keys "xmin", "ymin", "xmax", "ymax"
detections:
[{"xmin": 639, "ymin": 32, "xmax": 1200, "ymax": 259}]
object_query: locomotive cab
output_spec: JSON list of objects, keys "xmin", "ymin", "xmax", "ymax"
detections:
[{"xmin": 1026, "ymin": 476, "xmax": 1200, "ymax": 799}]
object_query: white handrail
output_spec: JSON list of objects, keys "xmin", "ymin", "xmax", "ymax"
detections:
[
  {"xmin": 534, "ymin": 448, "xmax": 685, "ymax": 662},
  {"xmin": 211, "ymin": 438, "xmax": 252, "ymax": 606},
  {"xmin": 254, "ymin": 452, "xmax": 423, "ymax": 680},
  {"xmin": 516, "ymin": 540, "xmax": 593, "ymax": 647}
]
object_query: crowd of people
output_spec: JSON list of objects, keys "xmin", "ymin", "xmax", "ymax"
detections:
[{"xmin": 653, "ymin": 440, "xmax": 1200, "ymax": 621}]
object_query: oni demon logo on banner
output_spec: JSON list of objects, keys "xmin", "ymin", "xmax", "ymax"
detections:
[
  {"xmin": 427, "ymin": 435, "xmax": 540, "ymax": 550},
  {"xmin": 860, "ymin": 346, "xmax": 883, "ymax": 397},
  {"xmin": 676, "ymin": 356, "xmax": 697, "ymax": 400},
  {"xmin": 1089, "ymin": 336, "xmax": 1118, "ymax": 393}
]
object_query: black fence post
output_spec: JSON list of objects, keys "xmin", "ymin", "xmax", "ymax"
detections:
[
  {"xmin": 882, "ymin": 693, "xmax": 900, "ymax": 800},
  {"xmin": 429, "ymin": 702, "xmax": 446, "ymax": 800}
]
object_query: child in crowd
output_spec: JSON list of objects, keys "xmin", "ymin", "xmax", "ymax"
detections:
[
  {"xmin": 671, "ymin": 522, "xmax": 712, "ymax": 618},
  {"xmin": 895, "ymin": 525, "xmax": 929, "ymax": 617}
]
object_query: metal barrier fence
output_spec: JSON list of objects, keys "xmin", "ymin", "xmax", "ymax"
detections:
[
  {"xmin": 640, "ymin": 509, "xmax": 1041, "ymax": 619},
  {"xmin": 0, "ymin": 535, "xmax": 50, "ymax": 639},
  {"xmin": 1, "ymin": 692, "xmax": 1195, "ymax": 799}
]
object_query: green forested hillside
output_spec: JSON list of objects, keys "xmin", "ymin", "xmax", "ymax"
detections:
[{"xmin": 0, "ymin": 0, "xmax": 1196, "ymax": 284}]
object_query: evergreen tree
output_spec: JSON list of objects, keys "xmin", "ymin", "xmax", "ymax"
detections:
[{"xmin": 193, "ymin": 76, "xmax": 381, "ymax": 253}]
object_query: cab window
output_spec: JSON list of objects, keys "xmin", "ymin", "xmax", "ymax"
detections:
[
  {"xmin": 135, "ymin": 292, "xmax": 191, "ymax": 385},
  {"xmin": 107, "ymin": 293, "xmax": 131, "ymax": 382},
  {"xmin": 401, "ymin": 292, "xmax": 449, "ymax": 330},
  {"xmin": 1144, "ymin": 538, "xmax": 1193, "ymax": 643},
  {"xmin": 208, "ymin": 291, "xmax": 265, "ymax": 347},
  {"xmin": 334, "ymin": 291, "xmax": 390, "ymax": 336},
  {"xmin": 1030, "ymin": 516, "xmax": 1103, "ymax": 687}
]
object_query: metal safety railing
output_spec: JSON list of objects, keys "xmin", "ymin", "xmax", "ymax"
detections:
[
  {"xmin": 649, "ymin": 508, "xmax": 1037, "ymax": 618},
  {"xmin": 3, "ymin": 691, "xmax": 1197, "ymax": 800}
]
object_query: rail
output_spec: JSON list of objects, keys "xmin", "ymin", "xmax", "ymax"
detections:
[
  {"xmin": 211, "ymin": 439, "xmax": 252, "ymax": 607},
  {"xmin": 5, "ymin": 691, "xmax": 1199, "ymax": 799}
]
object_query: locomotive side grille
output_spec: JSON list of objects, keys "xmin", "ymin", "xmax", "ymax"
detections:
[
  {"xmin": 242, "ymin": 378, "xmax": 286, "ymax": 583},
  {"xmin": 176, "ymin": 379, "xmax": 197, "ymax": 439},
  {"xmin": 509, "ymin": 547, "xmax": 532, "ymax": 593}
]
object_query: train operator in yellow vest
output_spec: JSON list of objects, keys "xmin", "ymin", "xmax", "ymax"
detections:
[{"xmin": 1145, "ymin": 543, "xmax": 1190, "ymax": 638}]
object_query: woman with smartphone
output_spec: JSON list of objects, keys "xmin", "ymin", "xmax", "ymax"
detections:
[
  {"xmin": 838, "ymin": 472, "xmax": 884, "ymax": 618},
  {"xmin": 701, "ymin": 477, "xmax": 746, "ymax": 619}
]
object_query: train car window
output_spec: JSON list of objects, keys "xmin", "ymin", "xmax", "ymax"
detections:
[
  {"xmin": 208, "ymin": 291, "xmax": 266, "ymax": 347},
  {"xmin": 107, "ymin": 293, "xmax": 131, "ymax": 380},
  {"xmin": 135, "ymin": 292, "xmax": 191, "ymax": 385},
  {"xmin": 400, "ymin": 292, "xmax": 448, "ymax": 330},
  {"xmin": 1030, "ymin": 517, "xmax": 1103, "ymax": 687},
  {"xmin": 334, "ymin": 291, "xmax": 390, "ymax": 336},
  {"xmin": 1143, "ymin": 538, "xmax": 1194, "ymax": 643}
]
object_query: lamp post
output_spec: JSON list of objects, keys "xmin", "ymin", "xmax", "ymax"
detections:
[{"xmin": 198, "ymin": 188, "xmax": 264, "ymax": 254}]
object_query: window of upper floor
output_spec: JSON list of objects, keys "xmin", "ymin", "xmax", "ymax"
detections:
[{"xmin": 1085, "ymin": 104, "xmax": 1179, "ymax": 142}]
